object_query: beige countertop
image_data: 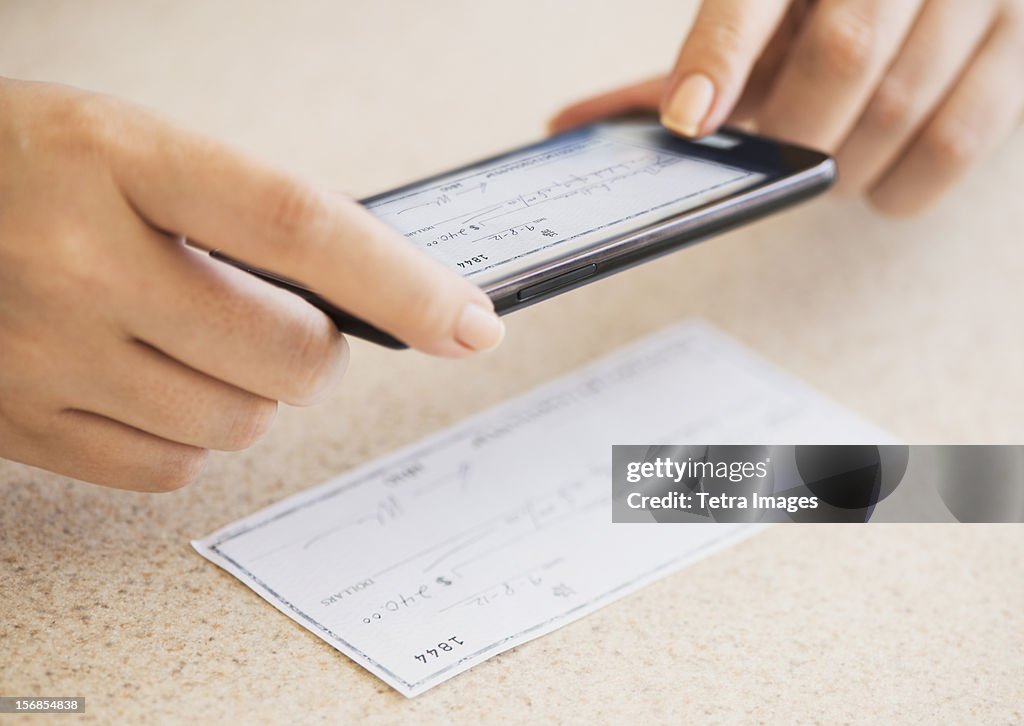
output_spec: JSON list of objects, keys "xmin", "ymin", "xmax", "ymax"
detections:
[{"xmin": 1, "ymin": 1, "xmax": 1022, "ymax": 723}]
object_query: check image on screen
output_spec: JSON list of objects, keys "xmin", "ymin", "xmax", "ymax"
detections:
[{"xmin": 364, "ymin": 123, "xmax": 766, "ymax": 286}]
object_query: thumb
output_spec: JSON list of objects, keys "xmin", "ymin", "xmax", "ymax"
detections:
[
  {"xmin": 109, "ymin": 101, "xmax": 505, "ymax": 358},
  {"xmin": 661, "ymin": 0, "xmax": 790, "ymax": 137},
  {"xmin": 548, "ymin": 77, "xmax": 664, "ymax": 134}
]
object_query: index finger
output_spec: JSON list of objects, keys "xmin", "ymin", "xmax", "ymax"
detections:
[
  {"xmin": 108, "ymin": 103, "xmax": 505, "ymax": 357},
  {"xmin": 661, "ymin": 0, "xmax": 791, "ymax": 137}
]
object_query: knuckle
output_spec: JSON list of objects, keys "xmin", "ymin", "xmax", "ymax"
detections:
[
  {"xmin": 17, "ymin": 228, "xmax": 122, "ymax": 323},
  {"xmin": 804, "ymin": 11, "xmax": 876, "ymax": 80},
  {"xmin": 149, "ymin": 447, "xmax": 209, "ymax": 492},
  {"xmin": 264, "ymin": 178, "xmax": 332, "ymax": 248},
  {"xmin": 52, "ymin": 230, "xmax": 120, "ymax": 299},
  {"xmin": 1004, "ymin": 1, "xmax": 1024, "ymax": 25},
  {"xmin": 222, "ymin": 397, "xmax": 278, "ymax": 451},
  {"xmin": 281, "ymin": 313, "xmax": 348, "ymax": 404},
  {"xmin": 40, "ymin": 90, "xmax": 125, "ymax": 161},
  {"xmin": 864, "ymin": 78, "xmax": 915, "ymax": 131},
  {"xmin": 922, "ymin": 120, "xmax": 977, "ymax": 173}
]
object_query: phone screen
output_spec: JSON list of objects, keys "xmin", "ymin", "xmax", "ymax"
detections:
[{"xmin": 364, "ymin": 121, "xmax": 768, "ymax": 287}]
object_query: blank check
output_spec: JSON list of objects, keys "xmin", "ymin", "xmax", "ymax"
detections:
[{"xmin": 193, "ymin": 321, "xmax": 887, "ymax": 697}]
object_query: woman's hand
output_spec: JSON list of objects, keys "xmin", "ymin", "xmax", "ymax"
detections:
[
  {"xmin": 552, "ymin": 0, "xmax": 1024, "ymax": 215},
  {"xmin": 0, "ymin": 79, "xmax": 504, "ymax": 491}
]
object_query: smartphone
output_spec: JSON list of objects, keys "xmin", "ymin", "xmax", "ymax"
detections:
[{"xmin": 213, "ymin": 118, "xmax": 834, "ymax": 348}]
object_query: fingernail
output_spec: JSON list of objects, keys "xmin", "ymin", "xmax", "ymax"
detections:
[
  {"xmin": 455, "ymin": 303, "xmax": 505, "ymax": 352},
  {"xmin": 662, "ymin": 73, "xmax": 715, "ymax": 137}
]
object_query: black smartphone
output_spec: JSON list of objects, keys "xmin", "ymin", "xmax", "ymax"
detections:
[{"xmin": 213, "ymin": 118, "xmax": 834, "ymax": 348}]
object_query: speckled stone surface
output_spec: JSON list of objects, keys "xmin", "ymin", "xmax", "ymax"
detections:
[{"xmin": 1, "ymin": 2, "xmax": 1022, "ymax": 723}]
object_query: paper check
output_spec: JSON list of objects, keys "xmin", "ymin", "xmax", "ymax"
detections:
[{"xmin": 193, "ymin": 320, "xmax": 887, "ymax": 696}]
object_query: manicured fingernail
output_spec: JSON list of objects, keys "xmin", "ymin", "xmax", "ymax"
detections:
[
  {"xmin": 662, "ymin": 73, "xmax": 715, "ymax": 137},
  {"xmin": 455, "ymin": 303, "xmax": 505, "ymax": 352}
]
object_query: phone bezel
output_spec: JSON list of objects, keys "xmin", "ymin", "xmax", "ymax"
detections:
[{"xmin": 361, "ymin": 119, "xmax": 835, "ymax": 319}]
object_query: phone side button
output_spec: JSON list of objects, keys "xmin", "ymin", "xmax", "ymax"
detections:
[{"xmin": 516, "ymin": 263, "xmax": 598, "ymax": 301}]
